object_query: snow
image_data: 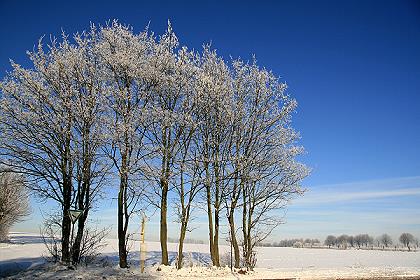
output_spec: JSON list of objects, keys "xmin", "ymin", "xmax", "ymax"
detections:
[{"xmin": 1, "ymin": 233, "xmax": 420, "ymax": 279}]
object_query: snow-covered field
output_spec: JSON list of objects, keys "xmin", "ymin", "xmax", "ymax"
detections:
[{"xmin": 1, "ymin": 233, "xmax": 420, "ymax": 279}]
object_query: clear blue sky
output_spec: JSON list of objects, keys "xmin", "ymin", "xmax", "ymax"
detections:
[{"xmin": 2, "ymin": 0, "xmax": 420, "ymax": 241}]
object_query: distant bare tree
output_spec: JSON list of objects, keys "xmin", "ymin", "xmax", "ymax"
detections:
[
  {"xmin": 399, "ymin": 233, "xmax": 414, "ymax": 251},
  {"xmin": 367, "ymin": 234, "xmax": 374, "ymax": 247},
  {"xmin": 0, "ymin": 171, "xmax": 30, "ymax": 241},
  {"xmin": 337, "ymin": 234, "xmax": 349, "ymax": 248},
  {"xmin": 374, "ymin": 237, "xmax": 381, "ymax": 248},
  {"xmin": 347, "ymin": 235, "xmax": 354, "ymax": 247},
  {"xmin": 354, "ymin": 234, "xmax": 372, "ymax": 248},
  {"xmin": 311, "ymin": 238, "xmax": 320, "ymax": 246},
  {"xmin": 324, "ymin": 235, "xmax": 336, "ymax": 248},
  {"xmin": 354, "ymin": 234, "xmax": 363, "ymax": 248},
  {"xmin": 379, "ymin": 234, "xmax": 392, "ymax": 248}
]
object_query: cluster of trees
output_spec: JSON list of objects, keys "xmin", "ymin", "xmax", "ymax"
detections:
[
  {"xmin": 167, "ymin": 237, "xmax": 204, "ymax": 245},
  {"xmin": 0, "ymin": 21, "xmax": 309, "ymax": 270},
  {"xmin": 258, "ymin": 238, "xmax": 320, "ymax": 247},
  {"xmin": 324, "ymin": 233, "xmax": 418, "ymax": 251},
  {"xmin": 325, "ymin": 234, "xmax": 373, "ymax": 248}
]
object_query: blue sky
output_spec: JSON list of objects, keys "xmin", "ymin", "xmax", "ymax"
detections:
[{"xmin": 1, "ymin": 0, "xmax": 420, "ymax": 242}]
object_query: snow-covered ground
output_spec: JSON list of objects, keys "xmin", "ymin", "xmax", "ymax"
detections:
[{"xmin": 1, "ymin": 233, "xmax": 420, "ymax": 279}]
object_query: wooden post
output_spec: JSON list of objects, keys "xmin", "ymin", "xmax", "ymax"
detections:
[{"xmin": 140, "ymin": 216, "xmax": 146, "ymax": 273}]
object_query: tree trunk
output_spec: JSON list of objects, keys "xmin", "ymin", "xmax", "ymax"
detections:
[
  {"xmin": 118, "ymin": 173, "xmax": 128, "ymax": 268},
  {"xmin": 242, "ymin": 185, "xmax": 248, "ymax": 267},
  {"xmin": 177, "ymin": 222, "xmax": 187, "ymax": 269},
  {"xmin": 246, "ymin": 202, "xmax": 253, "ymax": 270},
  {"xmin": 61, "ymin": 196, "xmax": 71, "ymax": 264},
  {"xmin": 212, "ymin": 154, "xmax": 221, "ymax": 267},
  {"xmin": 61, "ymin": 170, "xmax": 72, "ymax": 264},
  {"xmin": 213, "ymin": 209, "xmax": 220, "ymax": 267},
  {"xmin": 71, "ymin": 179, "xmax": 90, "ymax": 264},
  {"xmin": 61, "ymin": 122, "xmax": 73, "ymax": 264},
  {"xmin": 228, "ymin": 212, "xmax": 240, "ymax": 268},
  {"xmin": 71, "ymin": 210, "xmax": 87, "ymax": 264},
  {"xmin": 160, "ymin": 179, "xmax": 169, "ymax": 265},
  {"xmin": 205, "ymin": 164, "xmax": 215, "ymax": 265}
]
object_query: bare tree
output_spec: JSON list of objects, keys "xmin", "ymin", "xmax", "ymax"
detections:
[
  {"xmin": 379, "ymin": 233, "xmax": 392, "ymax": 248},
  {"xmin": 192, "ymin": 46, "xmax": 234, "ymax": 267},
  {"xmin": 172, "ymin": 128, "xmax": 203, "ymax": 269},
  {"xmin": 231, "ymin": 59, "xmax": 309, "ymax": 270},
  {"xmin": 142, "ymin": 22, "xmax": 199, "ymax": 265},
  {"xmin": 337, "ymin": 234, "xmax": 349, "ymax": 248},
  {"xmin": 69, "ymin": 27, "xmax": 110, "ymax": 265},
  {"xmin": 0, "ymin": 35, "xmax": 82, "ymax": 262},
  {"xmin": 0, "ymin": 171, "xmax": 30, "ymax": 241},
  {"xmin": 324, "ymin": 235, "xmax": 336, "ymax": 248},
  {"xmin": 0, "ymin": 26, "xmax": 109, "ymax": 264},
  {"xmin": 347, "ymin": 235, "xmax": 354, "ymax": 247},
  {"xmin": 354, "ymin": 234, "xmax": 372, "ymax": 248},
  {"xmin": 97, "ymin": 21, "xmax": 154, "ymax": 268},
  {"xmin": 354, "ymin": 234, "xmax": 363, "ymax": 248},
  {"xmin": 169, "ymin": 66, "xmax": 206, "ymax": 269},
  {"xmin": 399, "ymin": 233, "xmax": 414, "ymax": 251},
  {"xmin": 311, "ymin": 238, "xmax": 320, "ymax": 247}
]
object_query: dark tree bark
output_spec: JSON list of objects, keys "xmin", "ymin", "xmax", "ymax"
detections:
[
  {"xmin": 176, "ymin": 214, "xmax": 188, "ymax": 268},
  {"xmin": 160, "ymin": 178, "xmax": 169, "ymax": 265},
  {"xmin": 117, "ymin": 174, "xmax": 128, "ymax": 268},
  {"xmin": 61, "ymin": 132, "xmax": 73, "ymax": 264},
  {"xmin": 227, "ymin": 209, "xmax": 240, "ymax": 268},
  {"xmin": 204, "ymin": 163, "xmax": 216, "ymax": 265}
]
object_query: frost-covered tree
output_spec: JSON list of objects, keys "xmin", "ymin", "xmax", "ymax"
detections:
[
  {"xmin": 354, "ymin": 233, "xmax": 372, "ymax": 248},
  {"xmin": 0, "ymin": 36, "xmax": 79, "ymax": 262},
  {"xmin": 69, "ymin": 27, "xmax": 110, "ymax": 264},
  {"xmin": 399, "ymin": 233, "xmax": 414, "ymax": 251},
  {"xmin": 193, "ymin": 46, "xmax": 234, "ymax": 267},
  {"xmin": 337, "ymin": 234, "xmax": 349, "ymax": 248},
  {"xmin": 96, "ymin": 21, "xmax": 155, "ymax": 268},
  {"xmin": 172, "ymin": 119, "xmax": 203, "ymax": 269},
  {"xmin": 379, "ymin": 233, "xmax": 392, "ymax": 248},
  {"xmin": 0, "ymin": 171, "xmax": 30, "ymax": 241},
  {"xmin": 0, "ymin": 28, "xmax": 108, "ymax": 264},
  {"xmin": 169, "ymin": 47, "xmax": 203, "ymax": 269},
  {"xmin": 347, "ymin": 235, "xmax": 354, "ymax": 247},
  {"xmin": 231, "ymin": 58, "xmax": 309, "ymax": 270},
  {"xmin": 354, "ymin": 234, "xmax": 363, "ymax": 248},
  {"xmin": 325, "ymin": 235, "xmax": 336, "ymax": 248},
  {"xmin": 143, "ymin": 22, "xmax": 199, "ymax": 265}
]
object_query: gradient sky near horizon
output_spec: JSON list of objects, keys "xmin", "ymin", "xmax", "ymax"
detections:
[{"xmin": 1, "ymin": 0, "xmax": 420, "ymax": 242}]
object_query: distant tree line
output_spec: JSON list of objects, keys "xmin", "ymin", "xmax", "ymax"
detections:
[
  {"xmin": 324, "ymin": 233, "xmax": 418, "ymax": 251},
  {"xmin": 256, "ymin": 233, "xmax": 419, "ymax": 252},
  {"xmin": 167, "ymin": 237, "xmax": 205, "ymax": 244},
  {"xmin": 258, "ymin": 238, "xmax": 320, "ymax": 247}
]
